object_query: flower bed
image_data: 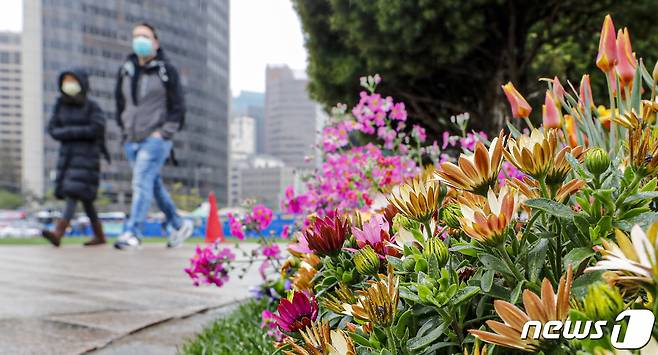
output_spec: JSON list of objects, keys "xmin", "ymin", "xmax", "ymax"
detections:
[{"xmin": 188, "ymin": 15, "xmax": 658, "ymax": 354}]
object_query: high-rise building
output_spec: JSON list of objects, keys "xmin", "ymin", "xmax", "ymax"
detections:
[
  {"xmin": 264, "ymin": 65, "xmax": 325, "ymax": 169},
  {"xmin": 21, "ymin": 0, "xmax": 230, "ymax": 206},
  {"xmin": 240, "ymin": 155, "xmax": 294, "ymax": 211},
  {"xmin": 228, "ymin": 115, "xmax": 256, "ymax": 206},
  {"xmin": 231, "ymin": 91, "xmax": 264, "ymax": 153},
  {"xmin": 0, "ymin": 32, "xmax": 21, "ymax": 192}
]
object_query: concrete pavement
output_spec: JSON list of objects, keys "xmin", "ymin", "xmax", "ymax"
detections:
[{"xmin": 0, "ymin": 242, "xmax": 263, "ymax": 354}]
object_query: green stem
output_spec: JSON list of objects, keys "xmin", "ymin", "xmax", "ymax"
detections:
[
  {"xmin": 539, "ymin": 178, "xmax": 550, "ymax": 198},
  {"xmin": 606, "ymin": 71, "xmax": 617, "ymax": 151},
  {"xmin": 385, "ymin": 327, "xmax": 397, "ymax": 355},
  {"xmin": 499, "ymin": 245, "xmax": 524, "ymax": 283},
  {"xmin": 523, "ymin": 117, "xmax": 535, "ymax": 131},
  {"xmin": 520, "ymin": 212, "xmax": 540, "ymax": 244},
  {"xmin": 555, "ymin": 219, "xmax": 562, "ymax": 277},
  {"xmin": 423, "ymin": 220, "xmax": 433, "ymax": 240}
]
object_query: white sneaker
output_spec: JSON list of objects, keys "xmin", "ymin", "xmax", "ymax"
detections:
[
  {"xmin": 167, "ymin": 219, "xmax": 194, "ymax": 248},
  {"xmin": 114, "ymin": 231, "xmax": 141, "ymax": 250}
]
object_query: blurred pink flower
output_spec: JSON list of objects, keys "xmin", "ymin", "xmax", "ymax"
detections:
[
  {"xmin": 185, "ymin": 246, "xmax": 236, "ymax": 287},
  {"xmin": 262, "ymin": 244, "xmax": 281, "ymax": 258},
  {"xmin": 227, "ymin": 213, "xmax": 245, "ymax": 240}
]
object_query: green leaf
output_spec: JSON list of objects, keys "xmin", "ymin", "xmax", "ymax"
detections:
[
  {"xmin": 416, "ymin": 317, "xmax": 442, "ymax": 337},
  {"xmin": 417, "ymin": 284, "xmax": 433, "ymax": 303},
  {"xmin": 481, "ymin": 270, "xmax": 494, "ymax": 292},
  {"xmin": 350, "ymin": 332, "xmax": 372, "ymax": 348},
  {"xmin": 615, "ymin": 212, "xmax": 658, "ymax": 231},
  {"xmin": 563, "ymin": 247, "xmax": 594, "ymax": 270},
  {"xmin": 394, "ymin": 309, "xmax": 413, "ymax": 339},
  {"xmin": 423, "ymin": 342, "xmax": 459, "ymax": 353},
  {"xmin": 399, "ymin": 286, "xmax": 421, "ymax": 303},
  {"xmin": 451, "ymin": 286, "xmax": 480, "ymax": 306},
  {"xmin": 510, "ymin": 281, "xmax": 524, "ymax": 304},
  {"xmin": 527, "ymin": 238, "xmax": 549, "ymax": 282},
  {"xmin": 525, "ymin": 198, "xmax": 575, "ymax": 219},
  {"xmin": 566, "ymin": 152, "xmax": 588, "ymax": 179},
  {"xmin": 479, "ymin": 254, "xmax": 513, "ymax": 278},
  {"xmin": 386, "ymin": 256, "xmax": 403, "ymax": 269},
  {"xmin": 624, "ymin": 191, "xmax": 658, "ymax": 204},
  {"xmin": 631, "ymin": 64, "xmax": 642, "ymax": 113},
  {"xmin": 571, "ymin": 271, "xmax": 605, "ymax": 298},
  {"xmin": 450, "ymin": 243, "xmax": 478, "ymax": 257},
  {"xmin": 407, "ymin": 321, "xmax": 448, "ymax": 350}
]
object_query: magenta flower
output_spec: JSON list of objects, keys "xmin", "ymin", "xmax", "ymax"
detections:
[
  {"xmin": 272, "ymin": 291, "xmax": 318, "ymax": 332},
  {"xmin": 227, "ymin": 213, "xmax": 245, "ymax": 240},
  {"xmin": 281, "ymin": 225, "xmax": 290, "ymax": 239},
  {"xmin": 389, "ymin": 102, "xmax": 407, "ymax": 121},
  {"xmin": 262, "ymin": 244, "xmax": 281, "ymax": 258},
  {"xmin": 185, "ymin": 245, "xmax": 236, "ymax": 287},
  {"xmin": 249, "ymin": 204, "xmax": 273, "ymax": 231}
]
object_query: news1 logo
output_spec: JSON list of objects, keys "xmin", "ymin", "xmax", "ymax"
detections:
[{"xmin": 520, "ymin": 309, "xmax": 655, "ymax": 349}]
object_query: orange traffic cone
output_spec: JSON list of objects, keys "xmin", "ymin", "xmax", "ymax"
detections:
[{"xmin": 205, "ymin": 191, "xmax": 225, "ymax": 243}]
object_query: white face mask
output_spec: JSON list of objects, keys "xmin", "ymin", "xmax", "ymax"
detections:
[{"xmin": 61, "ymin": 81, "xmax": 81, "ymax": 97}]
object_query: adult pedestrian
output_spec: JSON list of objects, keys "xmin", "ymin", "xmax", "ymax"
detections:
[
  {"xmin": 114, "ymin": 22, "xmax": 193, "ymax": 249},
  {"xmin": 42, "ymin": 69, "xmax": 109, "ymax": 247}
]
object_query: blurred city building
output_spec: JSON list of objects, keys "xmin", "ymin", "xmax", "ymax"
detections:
[
  {"xmin": 228, "ymin": 115, "xmax": 255, "ymax": 206},
  {"xmin": 264, "ymin": 65, "xmax": 326, "ymax": 169},
  {"xmin": 239, "ymin": 155, "xmax": 295, "ymax": 211},
  {"xmin": 21, "ymin": 0, "xmax": 230, "ymax": 207},
  {"xmin": 0, "ymin": 32, "xmax": 21, "ymax": 192},
  {"xmin": 231, "ymin": 91, "xmax": 264, "ymax": 154}
]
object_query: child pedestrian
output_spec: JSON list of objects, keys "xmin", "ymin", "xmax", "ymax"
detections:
[{"xmin": 42, "ymin": 69, "xmax": 110, "ymax": 247}]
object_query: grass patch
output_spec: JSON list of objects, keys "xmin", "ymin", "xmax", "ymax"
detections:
[{"xmin": 180, "ymin": 298, "xmax": 275, "ymax": 355}]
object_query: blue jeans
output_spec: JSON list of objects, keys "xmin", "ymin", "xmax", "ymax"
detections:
[{"xmin": 124, "ymin": 136, "xmax": 182, "ymax": 237}]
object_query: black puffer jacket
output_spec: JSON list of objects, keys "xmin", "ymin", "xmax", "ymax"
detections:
[{"xmin": 48, "ymin": 68, "xmax": 106, "ymax": 201}]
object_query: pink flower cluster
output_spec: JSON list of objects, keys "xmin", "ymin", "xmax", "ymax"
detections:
[
  {"xmin": 498, "ymin": 161, "xmax": 525, "ymax": 185},
  {"xmin": 283, "ymin": 144, "xmax": 417, "ymax": 216},
  {"xmin": 322, "ymin": 121, "xmax": 356, "ymax": 152},
  {"xmin": 352, "ymin": 91, "xmax": 408, "ymax": 148},
  {"xmin": 247, "ymin": 204, "xmax": 273, "ymax": 231},
  {"xmin": 442, "ymin": 131, "xmax": 488, "ymax": 152},
  {"xmin": 185, "ymin": 245, "xmax": 236, "ymax": 287},
  {"xmin": 262, "ymin": 244, "xmax": 281, "ymax": 258},
  {"xmin": 227, "ymin": 213, "xmax": 244, "ymax": 240},
  {"xmin": 281, "ymin": 186, "xmax": 307, "ymax": 214}
]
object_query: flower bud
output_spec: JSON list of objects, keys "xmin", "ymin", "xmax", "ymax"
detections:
[
  {"xmin": 585, "ymin": 147, "xmax": 611, "ymax": 176},
  {"xmin": 402, "ymin": 257, "xmax": 416, "ymax": 272},
  {"xmin": 392, "ymin": 213, "xmax": 419, "ymax": 233},
  {"xmin": 423, "ymin": 237, "xmax": 448, "ymax": 267},
  {"xmin": 653, "ymin": 60, "xmax": 658, "ymax": 83},
  {"xmin": 439, "ymin": 203, "xmax": 462, "ymax": 229},
  {"xmin": 354, "ymin": 245, "xmax": 380, "ymax": 275},
  {"xmin": 578, "ymin": 283, "xmax": 624, "ymax": 321}
]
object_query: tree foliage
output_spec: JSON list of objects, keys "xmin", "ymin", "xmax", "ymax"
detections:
[{"xmin": 293, "ymin": 0, "xmax": 658, "ymax": 134}]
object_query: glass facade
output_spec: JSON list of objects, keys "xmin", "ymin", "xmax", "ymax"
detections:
[{"xmin": 33, "ymin": 0, "xmax": 229, "ymax": 206}]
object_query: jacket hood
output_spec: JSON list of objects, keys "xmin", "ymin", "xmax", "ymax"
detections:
[{"xmin": 58, "ymin": 68, "xmax": 90, "ymax": 97}]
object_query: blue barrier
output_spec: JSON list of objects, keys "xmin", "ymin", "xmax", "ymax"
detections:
[{"xmin": 56, "ymin": 213, "xmax": 298, "ymax": 238}]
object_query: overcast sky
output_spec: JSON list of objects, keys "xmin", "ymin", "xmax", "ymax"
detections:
[{"xmin": 0, "ymin": 0, "xmax": 307, "ymax": 94}]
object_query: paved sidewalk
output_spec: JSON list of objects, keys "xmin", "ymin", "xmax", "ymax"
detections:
[{"xmin": 0, "ymin": 243, "xmax": 262, "ymax": 354}]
